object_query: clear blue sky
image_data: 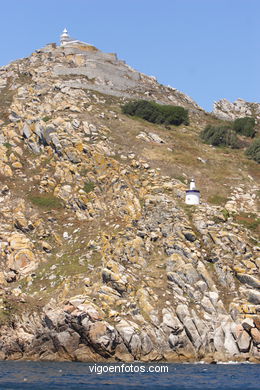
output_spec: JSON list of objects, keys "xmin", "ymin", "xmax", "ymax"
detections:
[{"xmin": 0, "ymin": 0, "xmax": 259, "ymax": 111}]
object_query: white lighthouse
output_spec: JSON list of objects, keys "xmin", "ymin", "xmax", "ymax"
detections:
[
  {"xmin": 60, "ymin": 28, "xmax": 91, "ymax": 47},
  {"xmin": 185, "ymin": 179, "xmax": 200, "ymax": 205},
  {"xmin": 60, "ymin": 28, "xmax": 71, "ymax": 46}
]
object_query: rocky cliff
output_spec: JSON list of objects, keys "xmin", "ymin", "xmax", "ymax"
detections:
[{"xmin": 0, "ymin": 42, "xmax": 259, "ymax": 363}]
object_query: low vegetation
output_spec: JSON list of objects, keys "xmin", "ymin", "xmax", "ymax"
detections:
[
  {"xmin": 83, "ymin": 181, "xmax": 95, "ymax": 193},
  {"xmin": 3, "ymin": 142, "xmax": 12, "ymax": 149},
  {"xmin": 200, "ymin": 116, "xmax": 257, "ymax": 152},
  {"xmin": 42, "ymin": 116, "xmax": 51, "ymax": 123},
  {"xmin": 28, "ymin": 194, "xmax": 63, "ymax": 209},
  {"xmin": 233, "ymin": 117, "xmax": 256, "ymax": 138},
  {"xmin": 208, "ymin": 194, "xmax": 228, "ymax": 206},
  {"xmin": 234, "ymin": 212, "xmax": 260, "ymax": 233},
  {"xmin": 122, "ymin": 100, "xmax": 189, "ymax": 126},
  {"xmin": 200, "ymin": 125, "xmax": 239, "ymax": 148},
  {"xmin": 245, "ymin": 138, "xmax": 260, "ymax": 163}
]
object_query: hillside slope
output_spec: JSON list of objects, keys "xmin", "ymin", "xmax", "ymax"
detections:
[{"xmin": 0, "ymin": 42, "xmax": 259, "ymax": 363}]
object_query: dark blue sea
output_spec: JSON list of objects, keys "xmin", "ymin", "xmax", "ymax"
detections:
[{"xmin": 0, "ymin": 361, "xmax": 259, "ymax": 390}]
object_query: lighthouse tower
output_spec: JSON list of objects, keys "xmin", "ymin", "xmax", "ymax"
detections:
[
  {"xmin": 185, "ymin": 179, "xmax": 200, "ymax": 205},
  {"xmin": 60, "ymin": 28, "xmax": 92, "ymax": 48},
  {"xmin": 60, "ymin": 28, "xmax": 71, "ymax": 46}
]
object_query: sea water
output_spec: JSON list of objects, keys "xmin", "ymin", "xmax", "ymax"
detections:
[{"xmin": 0, "ymin": 361, "xmax": 259, "ymax": 389}]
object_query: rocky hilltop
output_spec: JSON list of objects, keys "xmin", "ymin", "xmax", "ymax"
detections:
[
  {"xmin": 213, "ymin": 98, "xmax": 260, "ymax": 121},
  {"xmin": 0, "ymin": 39, "xmax": 259, "ymax": 363}
]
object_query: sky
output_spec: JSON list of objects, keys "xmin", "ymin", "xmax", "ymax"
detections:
[{"xmin": 0, "ymin": 0, "xmax": 259, "ymax": 111}]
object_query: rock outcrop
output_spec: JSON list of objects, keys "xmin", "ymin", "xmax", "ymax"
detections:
[
  {"xmin": 213, "ymin": 98, "xmax": 260, "ymax": 121},
  {"xmin": 0, "ymin": 40, "xmax": 259, "ymax": 363}
]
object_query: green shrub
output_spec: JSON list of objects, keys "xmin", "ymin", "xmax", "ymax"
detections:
[
  {"xmin": 160, "ymin": 105, "xmax": 189, "ymax": 126},
  {"xmin": 245, "ymin": 138, "xmax": 260, "ymax": 163},
  {"xmin": 233, "ymin": 117, "xmax": 256, "ymax": 137},
  {"xmin": 200, "ymin": 125, "xmax": 239, "ymax": 148},
  {"xmin": 222, "ymin": 208, "xmax": 230, "ymax": 221},
  {"xmin": 42, "ymin": 116, "xmax": 51, "ymax": 123},
  {"xmin": 83, "ymin": 181, "xmax": 95, "ymax": 193},
  {"xmin": 122, "ymin": 100, "xmax": 189, "ymax": 126},
  {"xmin": 3, "ymin": 142, "xmax": 12, "ymax": 149},
  {"xmin": 28, "ymin": 194, "xmax": 63, "ymax": 209}
]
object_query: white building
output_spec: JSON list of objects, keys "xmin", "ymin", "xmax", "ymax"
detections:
[
  {"xmin": 185, "ymin": 179, "xmax": 200, "ymax": 205},
  {"xmin": 60, "ymin": 28, "xmax": 90, "ymax": 47}
]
